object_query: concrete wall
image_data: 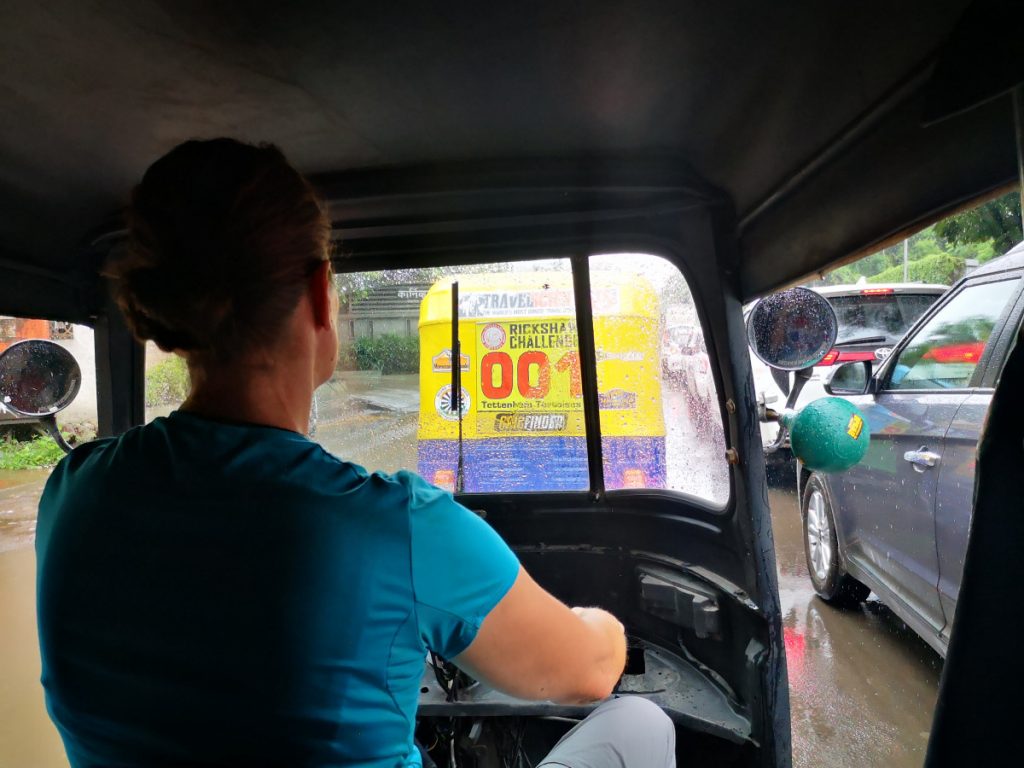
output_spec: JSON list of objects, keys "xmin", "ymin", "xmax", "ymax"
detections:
[{"xmin": 54, "ymin": 325, "xmax": 97, "ymax": 426}]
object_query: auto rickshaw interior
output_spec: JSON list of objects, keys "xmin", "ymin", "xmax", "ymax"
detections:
[{"xmin": 1, "ymin": 2, "xmax": 1023, "ymax": 767}]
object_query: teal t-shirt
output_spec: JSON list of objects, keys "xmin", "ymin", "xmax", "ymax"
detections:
[{"xmin": 36, "ymin": 411, "xmax": 520, "ymax": 767}]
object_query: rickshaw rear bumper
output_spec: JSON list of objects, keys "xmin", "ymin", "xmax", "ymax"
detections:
[{"xmin": 417, "ymin": 436, "xmax": 667, "ymax": 492}]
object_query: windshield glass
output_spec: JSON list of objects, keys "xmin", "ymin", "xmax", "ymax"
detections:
[
  {"xmin": 830, "ymin": 293, "xmax": 940, "ymax": 344},
  {"xmin": 294, "ymin": 254, "xmax": 731, "ymax": 502}
]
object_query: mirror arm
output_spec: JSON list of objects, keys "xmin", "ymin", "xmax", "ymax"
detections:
[
  {"xmin": 762, "ymin": 368, "xmax": 813, "ymax": 455},
  {"xmin": 770, "ymin": 367, "xmax": 791, "ymax": 397},
  {"xmin": 784, "ymin": 368, "xmax": 812, "ymax": 410},
  {"xmin": 37, "ymin": 415, "xmax": 73, "ymax": 454}
]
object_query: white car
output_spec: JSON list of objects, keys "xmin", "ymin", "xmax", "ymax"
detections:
[
  {"xmin": 662, "ymin": 324, "xmax": 715, "ymax": 427},
  {"xmin": 749, "ymin": 283, "xmax": 948, "ymax": 468}
]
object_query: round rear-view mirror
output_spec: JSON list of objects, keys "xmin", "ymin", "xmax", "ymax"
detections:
[
  {"xmin": 746, "ymin": 287, "xmax": 838, "ymax": 371},
  {"xmin": 0, "ymin": 339, "xmax": 82, "ymax": 417}
]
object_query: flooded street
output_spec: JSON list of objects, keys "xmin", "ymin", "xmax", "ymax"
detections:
[
  {"xmin": 0, "ymin": 378, "xmax": 939, "ymax": 766},
  {"xmin": 0, "ymin": 469, "xmax": 48, "ymax": 554}
]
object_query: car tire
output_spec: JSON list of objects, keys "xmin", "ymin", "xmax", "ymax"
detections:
[
  {"xmin": 765, "ymin": 451, "xmax": 796, "ymax": 487},
  {"xmin": 801, "ymin": 473, "xmax": 870, "ymax": 606}
]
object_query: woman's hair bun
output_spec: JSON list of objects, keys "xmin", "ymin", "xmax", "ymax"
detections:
[{"xmin": 106, "ymin": 138, "xmax": 331, "ymax": 361}]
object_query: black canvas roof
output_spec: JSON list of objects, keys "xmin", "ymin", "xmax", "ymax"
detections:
[{"xmin": 0, "ymin": 0, "xmax": 1021, "ymax": 314}]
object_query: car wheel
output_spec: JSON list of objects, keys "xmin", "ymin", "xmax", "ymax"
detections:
[{"xmin": 802, "ymin": 474, "xmax": 870, "ymax": 606}]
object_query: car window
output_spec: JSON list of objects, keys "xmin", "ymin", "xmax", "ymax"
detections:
[
  {"xmin": 830, "ymin": 293, "xmax": 940, "ymax": 343},
  {"xmin": 888, "ymin": 279, "xmax": 1020, "ymax": 391}
]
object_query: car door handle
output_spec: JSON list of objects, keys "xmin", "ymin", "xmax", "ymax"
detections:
[{"xmin": 904, "ymin": 448, "xmax": 941, "ymax": 471}]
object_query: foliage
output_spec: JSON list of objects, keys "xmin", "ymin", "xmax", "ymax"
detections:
[
  {"xmin": 145, "ymin": 355, "xmax": 190, "ymax": 407},
  {"xmin": 0, "ymin": 420, "xmax": 98, "ymax": 469},
  {"xmin": 867, "ymin": 252, "xmax": 963, "ymax": 286},
  {"xmin": 817, "ymin": 191, "xmax": 1022, "ymax": 288},
  {"xmin": 935, "ymin": 191, "xmax": 1022, "ymax": 257},
  {"xmin": 0, "ymin": 433, "xmax": 67, "ymax": 469},
  {"xmin": 353, "ymin": 334, "xmax": 419, "ymax": 374}
]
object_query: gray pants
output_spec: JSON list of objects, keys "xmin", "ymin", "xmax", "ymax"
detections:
[{"xmin": 538, "ymin": 697, "xmax": 676, "ymax": 768}]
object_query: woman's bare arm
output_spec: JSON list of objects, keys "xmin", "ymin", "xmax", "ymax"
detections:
[{"xmin": 454, "ymin": 566, "xmax": 627, "ymax": 704}]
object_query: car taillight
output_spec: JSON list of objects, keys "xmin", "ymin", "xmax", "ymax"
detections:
[
  {"xmin": 818, "ymin": 349, "xmax": 877, "ymax": 366},
  {"xmin": 433, "ymin": 470, "xmax": 456, "ymax": 491},
  {"xmin": 860, "ymin": 287, "xmax": 895, "ymax": 295},
  {"xmin": 621, "ymin": 469, "xmax": 646, "ymax": 488},
  {"xmin": 922, "ymin": 342, "xmax": 986, "ymax": 364}
]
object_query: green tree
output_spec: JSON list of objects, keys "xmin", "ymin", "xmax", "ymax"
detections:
[
  {"xmin": 934, "ymin": 190, "xmax": 1022, "ymax": 257},
  {"xmin": 867, "ymin": 252, "xmax": 962, "ymax": 286}
]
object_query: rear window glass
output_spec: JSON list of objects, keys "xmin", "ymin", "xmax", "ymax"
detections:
[{"xmin": 829, "ymin": 293, "xmax": 940, "ymax": 344}]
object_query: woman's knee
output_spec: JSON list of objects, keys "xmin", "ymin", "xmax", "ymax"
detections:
[
  {"xmin": 604, "ymin": 696, "xmax": 675, "ymax": 740},
  {"xmin": 539, "ymin": 697, "xmax": 677, "ymax": 768}
]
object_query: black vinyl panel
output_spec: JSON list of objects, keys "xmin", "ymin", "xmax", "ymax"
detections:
[{"xmin": 3, "ymin": 0, "xmax": 1008, "ymax": 304}]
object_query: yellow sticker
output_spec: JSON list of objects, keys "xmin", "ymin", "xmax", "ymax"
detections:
[{"xmin": 846, "ymin": 414, "xmax": 864, "ymax": 440}]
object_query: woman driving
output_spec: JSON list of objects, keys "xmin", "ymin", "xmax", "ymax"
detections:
[{"xmin": 34, "ymin": 139, "xmax": 675, "ymax": 767}]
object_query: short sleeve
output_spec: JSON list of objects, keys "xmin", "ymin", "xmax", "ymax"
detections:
[{"xmin": 403, "ymin": 472, "xmax": 520, "ymax": 659}]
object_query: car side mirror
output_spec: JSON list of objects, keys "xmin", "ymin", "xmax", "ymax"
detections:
[
  {"xmin": 824, "ymin": 360, "xmax": 872, "ymax": 396},
  {"xmin": 0, "ymin": 339, "xmax": 82, "ymax": 453}
]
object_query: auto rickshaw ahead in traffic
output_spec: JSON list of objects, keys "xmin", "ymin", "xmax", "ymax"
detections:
[{"xmin": 417, "ymin": 271, "xmax": 667, "ymax": 492}]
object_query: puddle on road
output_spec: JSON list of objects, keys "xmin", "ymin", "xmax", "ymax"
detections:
[
  {"xmin": 0, "ymin": 548, "xmax": 68, "ymax": 767},
  {"xmin": 0, "ymin": 470, "xmax": 48, "ymax": 554},
  {"xmin": 0, "ymin": 468, "xmax": 49, "ymax": 490}
]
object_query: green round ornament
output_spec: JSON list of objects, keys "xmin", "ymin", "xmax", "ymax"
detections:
[{"xmin": 780, "ymin": 397, "xmax": 870, "ymax": 473}]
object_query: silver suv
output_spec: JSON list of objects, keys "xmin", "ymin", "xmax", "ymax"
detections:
[{"xmin": 799, "ymin": 245, "xmax": 1024, "ymax": 657}]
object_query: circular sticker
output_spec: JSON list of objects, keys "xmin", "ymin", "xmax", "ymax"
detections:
[
  {"xmin": 480, "ymin": 323, "xmax": 507, "ymax": 350},
  {"xmin": 435, "ymin": 384, "xmax": 471, "ymax": 421}
]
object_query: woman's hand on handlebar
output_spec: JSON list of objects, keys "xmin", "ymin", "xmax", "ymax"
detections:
[{"xmin": 454, "ymin": 567, "xmax": 627, "ymax": 704}]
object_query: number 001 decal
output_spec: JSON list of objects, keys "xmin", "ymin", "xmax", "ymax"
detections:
[
  {"xmin": 480, "ymin": 350, "xmax": 581, "ymax": 400},
  {"xmin": 473, "ymin": 319, "xmax": 585, "ymax": 435}
]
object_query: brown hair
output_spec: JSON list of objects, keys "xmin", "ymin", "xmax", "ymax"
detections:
[{"xmin": 107, "ymin": 138, "xmax": 331, "ymax": 362}]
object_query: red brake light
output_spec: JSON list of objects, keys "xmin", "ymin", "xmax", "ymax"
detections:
[
  {"xmin": 860, "ymin": 287, "xmax": 895, "ymax": 295},
  {"xmin": 922, "ymin": 342, "xmax": 985, "ymax": 364},
  {"xmin": 836, "ymin": 350, "xmax": 876, "ymax": 363},
  {"xmin": 621, "ymin": 469, "xmax": 647, "ymax": 488},
  {"xmin": 433, "ymin": 470, "xmax": 456, "ymax": 491},
  {"xmin": 818, "ymin": 349, "xmax": 876, "ymax": 366},
  {"xmin": 819, "ymin": 349, "xmax": 840, "ymax": 366}
]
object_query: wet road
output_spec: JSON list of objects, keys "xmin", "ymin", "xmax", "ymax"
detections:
[
  {"xmin": 312, "ymin": 372, "xmax": 731, "ymax": 501},
  {"xmin": 771, "ymin": 485, "xmax": 942, "ymax": 766},
  {"xmin": 0, "ymin": 380, "xmax": 939, "ymax": 767}
]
